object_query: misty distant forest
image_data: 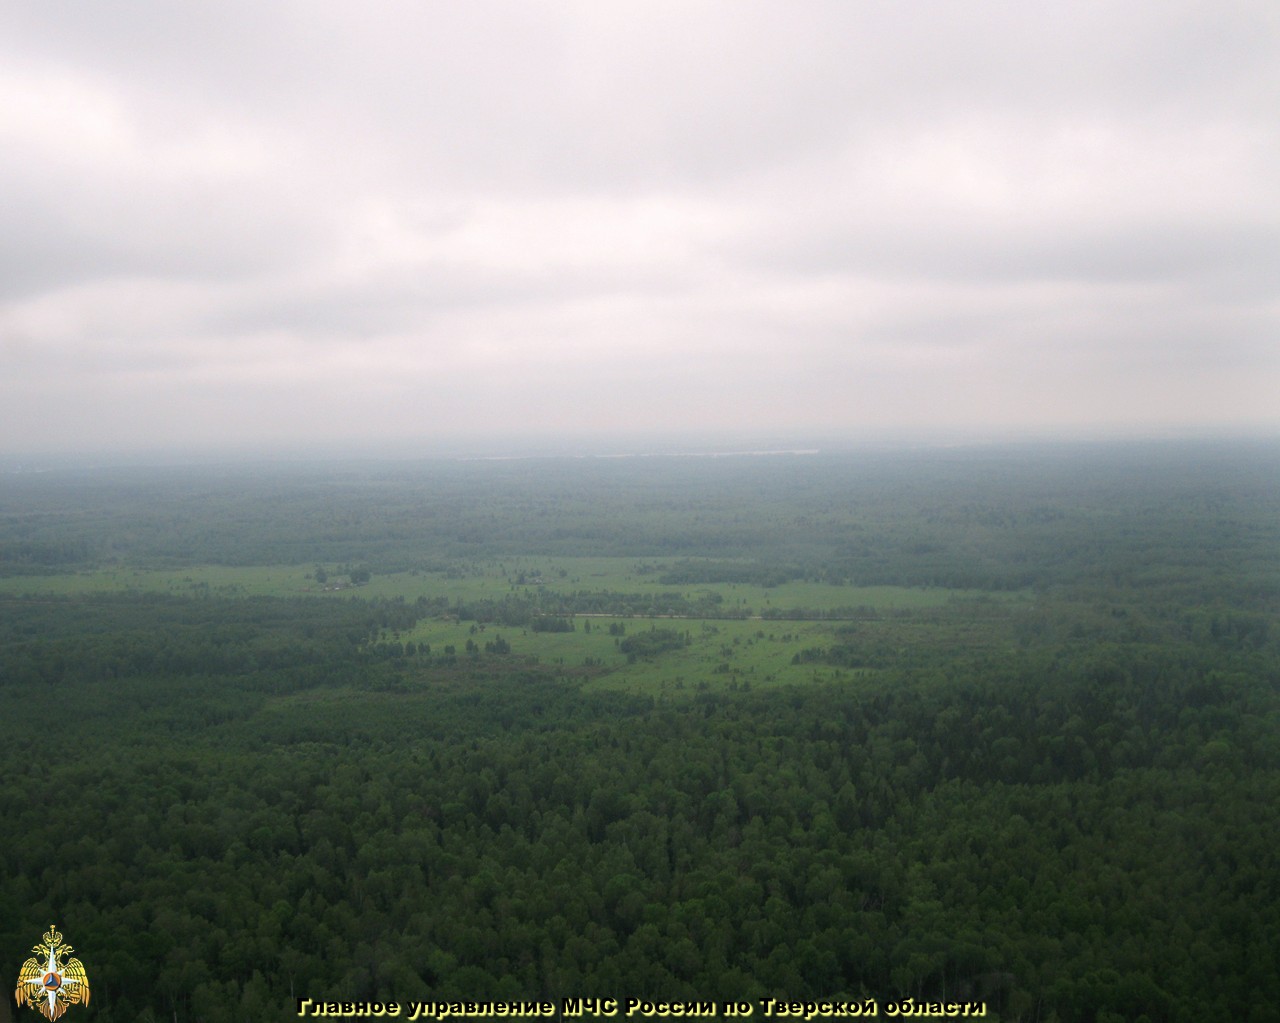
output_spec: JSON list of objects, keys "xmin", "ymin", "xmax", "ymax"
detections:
[{"xmin": 1, "ymin": 441, "xmax": 1277, "ymax": 1023}]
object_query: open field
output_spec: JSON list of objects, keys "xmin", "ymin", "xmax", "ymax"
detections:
[
  {"xmin": 0, "ymin": 556, "xmax": 1010, "ymax": 610},
  {"xmin": 393, "ymin": 614, "xmax": 873, "ymax": 695},
  {"xmin": 0, "ymin": 558, "xmax": 1028, "ymax": 696}
]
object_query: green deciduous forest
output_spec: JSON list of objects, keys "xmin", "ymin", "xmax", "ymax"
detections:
[{"xmin": 1, "ymin": 441, "xmax": 1277, "ymax": 1022}]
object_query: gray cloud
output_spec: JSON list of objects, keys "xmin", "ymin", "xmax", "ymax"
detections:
[{"xmin": 1, "ymin": 1, "xmax": 1277, "ymax": 454}]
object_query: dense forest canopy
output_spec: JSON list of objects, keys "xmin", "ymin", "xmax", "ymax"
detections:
[
  {"xmin": 1, "ymin": 440, "xmax": 1277, "ymax": 1022},
  {"xmin": 3, "ymin": 441, "xmax": 1276, "ymax": 589}
]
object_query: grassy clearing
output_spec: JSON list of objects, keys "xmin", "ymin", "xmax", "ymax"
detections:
[
  {"xmin": 575, "ymin": 617, "xmax": 873, "ymax": 696},
  {"xmin": 2, "ymin": 558, "xmax": 1024, "ymax": 698},
  {"xmin": 0, "ymin": 565, "xmax": 316, "ymax": 598},
  {"xmin": 389, "ymin": 613, "xmax": 875, "ymax": 697},
  {"xmin": 0, "ymin": 556, "xmax": 1015, "ymax": 613}
]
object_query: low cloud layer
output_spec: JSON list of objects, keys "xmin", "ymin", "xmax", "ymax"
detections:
[{"xmin": 3, "ymin": 1, "xmax": 1277, "ymax": 454}]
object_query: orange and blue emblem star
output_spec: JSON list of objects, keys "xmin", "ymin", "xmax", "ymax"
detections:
[{"xmin": 14, "ymin": 926, "xmax": 90, "ymax": 1020}]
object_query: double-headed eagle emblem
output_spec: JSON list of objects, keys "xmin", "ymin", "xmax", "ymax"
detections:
[{"xmin": 14, "ymin": 926, "xmax": 90, "ymax": 1020}]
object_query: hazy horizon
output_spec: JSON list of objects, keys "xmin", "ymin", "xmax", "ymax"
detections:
[
  {"xmin": 6, "ymin": 424, "xmax": 1279, "ymax": 473},
  {"xmin": 3, "ymin": 2, "xmax": 1278, "ymax": 455}
]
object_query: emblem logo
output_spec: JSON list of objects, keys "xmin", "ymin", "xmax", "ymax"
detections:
[{"xmin": 14, "ymin": 926, "xmax": 90, "ymax": 1021}]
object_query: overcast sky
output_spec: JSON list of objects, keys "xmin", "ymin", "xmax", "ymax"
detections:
[{"xmin": 2, "ymin": 1, "xmax": 1278, "ymax": 455}]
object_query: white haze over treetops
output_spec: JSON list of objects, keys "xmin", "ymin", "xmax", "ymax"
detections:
[{"xmin": 2, "ymin": 1, "xmax": 1278, "ymax": 456}]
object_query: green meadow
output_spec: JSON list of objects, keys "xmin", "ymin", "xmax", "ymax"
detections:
[
  {"xmin": 0, "ymin": 556, "xmax": 1000, "ymax": 610},
  {"xmin": 0, "ymin": 557, "xmax": 1023, "ymax": 696}
]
